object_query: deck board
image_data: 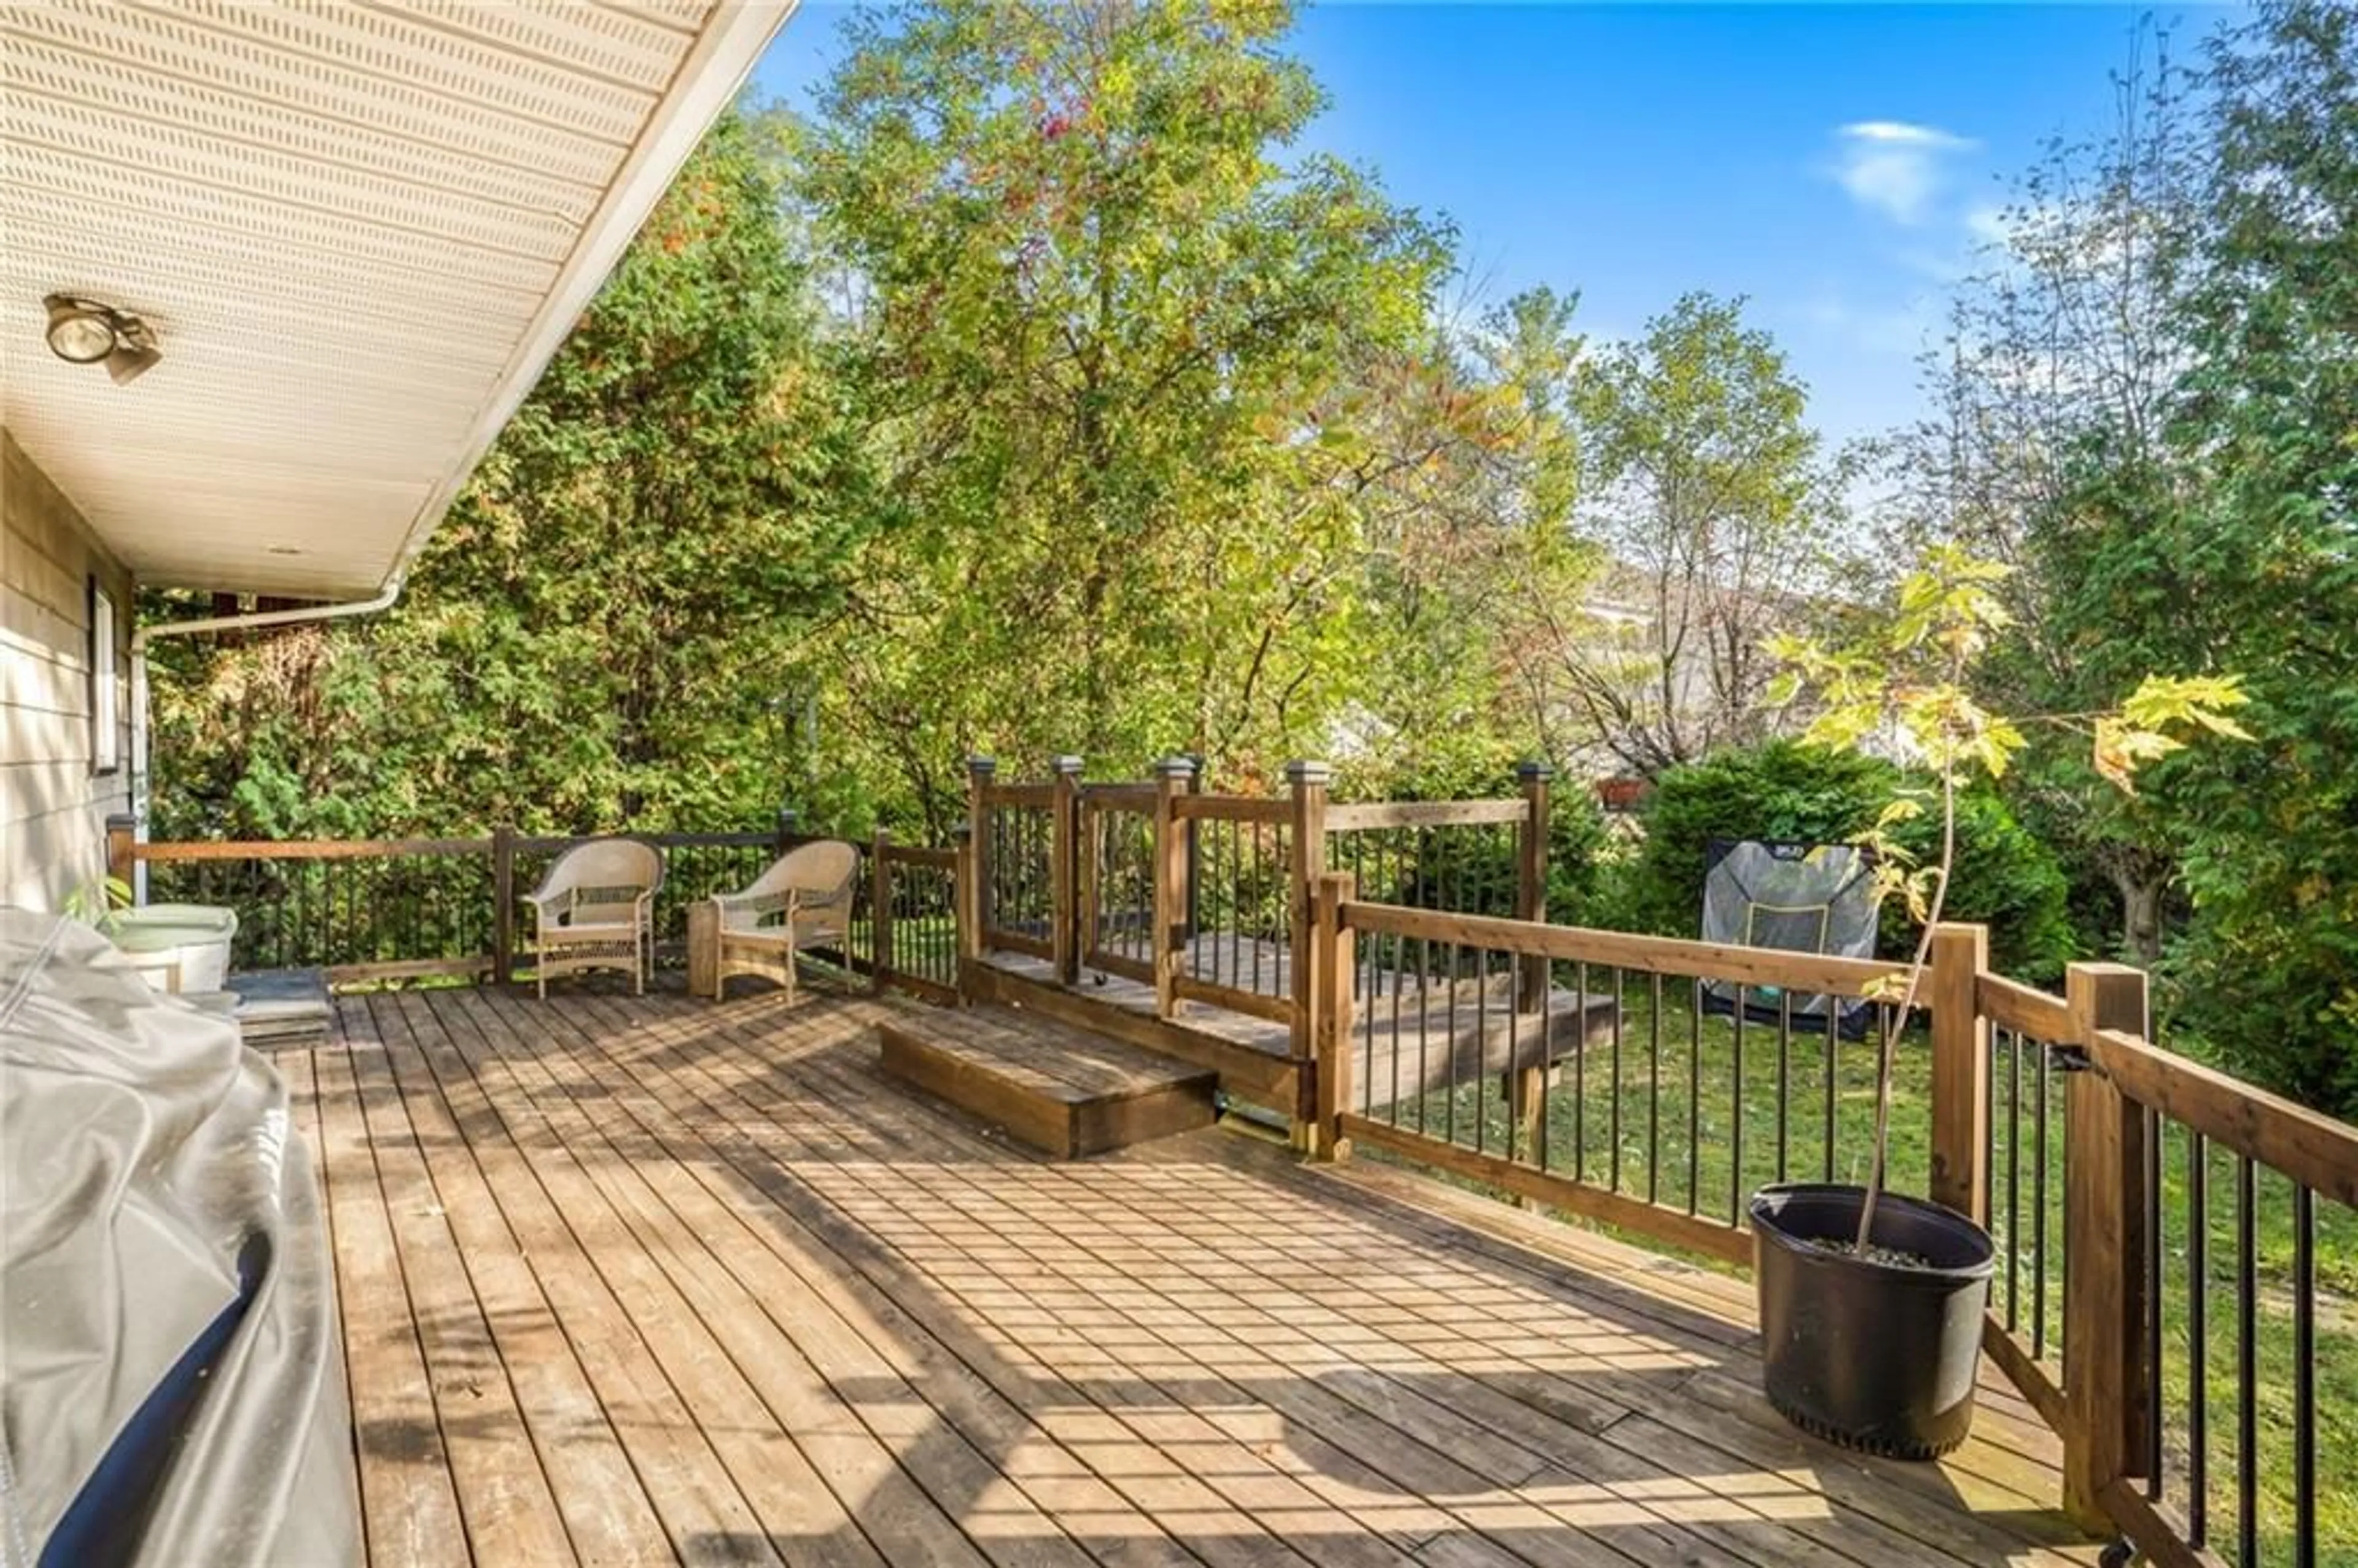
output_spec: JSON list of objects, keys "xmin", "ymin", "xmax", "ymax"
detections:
[{"xmin": 300, "ymin": 985, "xmax": 2098, "ymax": 1568}]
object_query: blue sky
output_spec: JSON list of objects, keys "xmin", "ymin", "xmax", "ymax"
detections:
[{"xmin": 751, "ymin": 3, "xmax": 2213, "ymax": 446}]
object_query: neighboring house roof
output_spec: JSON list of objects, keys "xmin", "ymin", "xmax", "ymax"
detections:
[{"xmin": 1, "ymin": 0, "xmax": 794, "ymax": 600}]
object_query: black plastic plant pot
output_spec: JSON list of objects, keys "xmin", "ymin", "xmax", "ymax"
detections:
[{"xmin": 1749, "ymin": 1182, "xmax": 1996, "ymax": 1461}]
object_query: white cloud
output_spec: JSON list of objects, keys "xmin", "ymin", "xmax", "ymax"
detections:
[{"xmin": 1830, "ymin": 120, "xmax": 1977, "ymax": 226}]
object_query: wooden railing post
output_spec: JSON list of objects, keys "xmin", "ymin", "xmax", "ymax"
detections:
[
  {"xmin": 1285, "ymin": 761, "xmax": 1332, "ymax": 1144},
  {"xmin": 774, "ymin": 807, "xmax": 800, "ymax": 858},
  {"xmin": 2061, "ymin": 961, "xmax": 2154, "ymax": 1529},
  {"xmin": 1312, "ymin": 871, "xmax": 1356, "ymax": 1160},
  {"xmin": 1150, "ymin": 756, "xmax": 1196, "ymax": 1019},
  {"xmin": 1514, "ymin": 761, "xmax": 1553, "ymax": 1011},
  {"xmin": 491, "ymin": 823, "xmax": 517, "ymax": 987},
  {"xmin": 1183, "ymin": 753, "xmax": 1204, "ymax": 942},
  {"xmin": 1928, "ymin": 922, "xmax": 1992, "ymax": 1221},
  {"xmin": 951, "ymin": 825, "xmax": 977, "ymax": 1003},
  {"xmin": 965, "ymin": 756, "xmax": 995, "ymax": 956},
  {"xmin": 1050, "ymin": 755, "xmax": 1083, "ymax": 985},
  {"xmin": 870, "ymin": 829, "xmax": 893, "ymax": 993}
]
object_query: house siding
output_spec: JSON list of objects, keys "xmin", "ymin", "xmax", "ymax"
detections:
[{"xmin": 2, "ymin": 430, "xmax": 133, "ymax": 912}]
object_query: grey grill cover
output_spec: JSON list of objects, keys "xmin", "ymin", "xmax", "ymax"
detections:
[
  {"xmin": 1699, "ymin": 839, "xmax": 1878, "ymax": 1036},
  {"xmin": 1, "ymin": 910, "xmax": 358, "ymax": 1568}
]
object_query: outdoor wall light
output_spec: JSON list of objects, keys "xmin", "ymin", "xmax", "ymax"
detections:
[{"xmin": 43, "ymin": 293, "xmax": 161, "ymax": 385}]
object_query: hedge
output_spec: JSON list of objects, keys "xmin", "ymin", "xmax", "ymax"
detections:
[{"xmin": 1617, "ymin": 740, "xmax": 2075, "ymax": 981}]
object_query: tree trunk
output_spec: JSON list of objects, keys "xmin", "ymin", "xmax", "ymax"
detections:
[{"xmin": 2111, "ymin": 864, "xmax": 2166, "ymax": 967}]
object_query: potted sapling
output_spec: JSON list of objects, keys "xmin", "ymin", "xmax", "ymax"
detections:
[{"xmin": 1751, "ymin": 546, "xmax": 2247, "ymax": 1458}]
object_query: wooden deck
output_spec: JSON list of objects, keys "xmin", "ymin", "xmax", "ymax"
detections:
[{"xmin": 286, "ymin": 983, "xmax": 2100, "ymax": 1567}]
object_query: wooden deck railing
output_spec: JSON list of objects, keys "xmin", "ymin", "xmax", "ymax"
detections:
[
  {"xmin": 1303, "ymin": 874, "xmax": 2357, "ymax": 1568},
  {"xmin": 962, "ymin": 755, "xmax": 1555, "ymax": 1081},
  {"xmin": 110, "ymin": 815, "xmax": 963, "ymax": 1004}
]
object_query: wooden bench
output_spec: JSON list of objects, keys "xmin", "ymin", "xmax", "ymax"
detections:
[{"xmin": 877, "ymin": 1005, "xmax": 1218, "ymax": 1158}]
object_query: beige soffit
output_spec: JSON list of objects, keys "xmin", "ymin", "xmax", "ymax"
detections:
[{"xmin": 1, "ymin": 0, "xmax": 794, "ymax": 599}]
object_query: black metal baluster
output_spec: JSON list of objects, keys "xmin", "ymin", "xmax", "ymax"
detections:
[
  {"xmin": 2007, "ymin": 1028, "xmax": 2023, "ymax": 1333},
  {"xmin": 1730, "ymin": 985, "xmax": 1746, "ymax": 1221},
  {"xmin": 1648, "ymin": 971, "xmax": 1663, "ymax": 1203},
  {"xmin": 1358, "ymin": 839, "xmax": 1377, "ymax": 995},
  {"xmin": 1507, "ymin": 949, "xmax": 1523, "ymax": 1162},
  {"xmin": 1982, "ymin": 1026, "xmax": 1998, "ymax": 1225},
  {"xmin": 2146, "ymin": 1108, "xmax": 2165, "ymax": 1500},
  {"xmin": 2188, "ymin": 1131, "xmax": 2209, "ymax": 1548},
  {"xmin": 1687, "ymin": 977, "xmax": 1702, "ymax": 1213},
  {"xmin": 2236, "ymin": 1155, "xmax": 2258, "ymax": 1566},
  {"xmin": 1608, "ymin": 966, "xmax": 1624, "ymax": 1193},
  {"xmin": 2294, "ymin": 1182, "xmax": 2316, "ymax": 1568},
  {"xmin": 1439, "ymin": 936, "xmax": 1456, "ymax": 1137},
  {"xmin": 1439, "ymin": 939, "xmax": 1456, "ymax": 1144},
  {"xmin": 1251, "ymin": 823, "xmax": 1266, "ymax": 996},
  {"xmin": 1405, "ymin": 935, "xmax": 1421, "ymax": 1131},
  {"xmin": 1538, "ymin": 974, "xmax": 1554, "ymax": 1172},
  {"xmin": 1573, "ymin": 960, "xmax": 1588, "ymax": 1181},
  {"xmin": 1825, "ymin": 1003, "xmax": 1840, "ymax": 1183},
  {"xmin": 1386, "ymin": 929, "xmax": 1405, "ymax": 1136},
  {"xmin": 1473, "ymin": 946, "xmax": 1490, "ymax": 1155},
  {"xmin": 1776, "ymin": 992, "xmax": 1793, "ymax": 1183},
  {"xmin": 1232, "ymin": 820, "xmax": 1245, "ymax": 989},
  {"xmin": 2033, "ymin": 1038, "xmax": 2051, "ymax": 1359}
]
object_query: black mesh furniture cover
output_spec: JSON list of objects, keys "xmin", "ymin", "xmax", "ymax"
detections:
[
  {"xmin": 1, "ymin": 910, "xmax": 359, "ymax": 1568},
  {"xmin": 1699, "ymin": 839, "xmax": 1879, "ymax": 1038}
]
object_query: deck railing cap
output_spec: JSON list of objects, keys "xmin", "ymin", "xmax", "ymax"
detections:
[
  {"xmin": 1283, "ymin": 759, "xmax": 1333, "ymax": 786},
  {"xmin": 1516, "ymin": 759, "xmax": 1557, "ymax": 782},
  {"xmin": 967, "ymin": 756, "xmax": 997, "ymax": 777},
  {"xmin": 1050, "ymin": 755, "xmax": 1084, "ymax": 775},
  {"xmin": 1152, "ymin": 756, "xmax": 1199, "ymax": 779}
]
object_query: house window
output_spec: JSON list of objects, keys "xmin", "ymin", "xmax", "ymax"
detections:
[{"xmin": 89, "ymin": 580, "xmax": 118, "ymax": 775}]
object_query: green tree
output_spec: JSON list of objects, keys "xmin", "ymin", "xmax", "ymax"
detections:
[
  {"xmin": 150, "ymin": 107, "xmax": 863, "ymax": 838},
  {"xmin": 2142, "ymin": 0, "xmax": 2358, "ymax": 1108},
  {"xmin": 1872, "ymin": 21, "xmax": 2208, "ymax": 965},
  {"xmin": 797, "ymin": 0, "xmax": 1459, "ymax": 817},
  {"xmin": 1340, "ymin": 288, "xmax": 1599, "ymax": 790},
  {"xmin": 1508, "ymin": 293, "xmax": 1843, "ymax": 777}
]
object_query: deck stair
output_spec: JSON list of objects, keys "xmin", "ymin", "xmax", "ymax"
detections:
[{"xmin": 877, "ymin": 1003, "xmax": 1218, "ymax": 1158}]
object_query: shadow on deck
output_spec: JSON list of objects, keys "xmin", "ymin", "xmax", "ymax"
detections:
[{"xmin": 288, "ymin": 980, "xmax": 2100, "ymax": 1567}]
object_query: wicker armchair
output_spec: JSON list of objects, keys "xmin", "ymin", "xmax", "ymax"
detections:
[
  {"xmin": 706, "ymin": 840, "xmax": 859, "ymax": 1003},
  {"xmin": 527, "ymin": 838, "xmax": 663, "ymax": 998}
]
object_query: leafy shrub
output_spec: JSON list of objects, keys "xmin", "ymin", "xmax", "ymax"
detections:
[
  {"xmin": 1545, "ymin": 787, "xmax": 1613, "ymax": 925},
  {"xmin": 1618, "ymin": 741, "xmax": 2076, "ymax": 980}
]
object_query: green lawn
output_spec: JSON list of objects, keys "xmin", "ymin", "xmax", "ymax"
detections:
[{"xmin": 1359, "ymin": 977, "xmax": 2358, "ymax": 1563}]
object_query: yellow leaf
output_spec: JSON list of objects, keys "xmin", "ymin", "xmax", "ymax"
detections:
[{"xmin": 1874, "ymin": 797, "xmax": 1926, "ymax": 831}]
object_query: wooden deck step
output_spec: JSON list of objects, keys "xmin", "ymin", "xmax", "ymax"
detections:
[{"xmin": 877, "ymin": 1004, "xmax": 1218, "ymax": 1158}]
